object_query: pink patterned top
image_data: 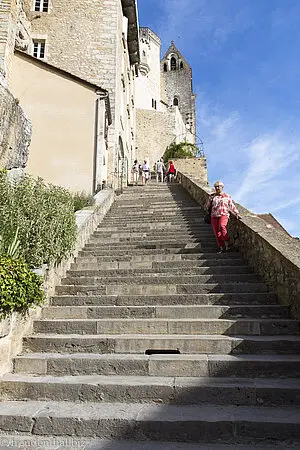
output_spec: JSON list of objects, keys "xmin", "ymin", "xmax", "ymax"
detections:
[{"xmin": 207, "ymin": 193, "xmax": 239, "ymax": 218}]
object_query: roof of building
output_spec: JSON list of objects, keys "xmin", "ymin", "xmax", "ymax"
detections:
[
  {"xmin": 15, "ymin": 50, "xmax": 112, "ymax": 124},
  {"xmin": 122, "ymin": 0, "xmax": 140, "ymax": 65},
  {"xmin": 161, "ymin": 41, "xmax": 191, "ymax": 69},
  {"xmin": 257, "ymin": 213, "xmax": 291, "ymax": 237}
]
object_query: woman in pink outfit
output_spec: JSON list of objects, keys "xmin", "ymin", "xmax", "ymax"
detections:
[{"xmin": 206, "ymin": 181, "xmax": 241, "ymax": 253}]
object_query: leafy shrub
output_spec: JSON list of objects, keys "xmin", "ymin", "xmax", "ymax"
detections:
[
  {"xmin": 163, "ymin": 141, "xmax": 198, "ymax": 163},
  {"xmin": 0, "ymin": 256, "xmax": 45, "ymax": 319},
  {"xmin": 72, "ymin": 191, "xmax": 95, "ymax": 212},
  {"xmin": 0, "ymin": 172, "xmax": 77, "ymax": 268}
]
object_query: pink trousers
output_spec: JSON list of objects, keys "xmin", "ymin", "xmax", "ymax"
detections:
[{"xmin": 211, "ymin": 216, "xmax": 229, "ymax": 248}]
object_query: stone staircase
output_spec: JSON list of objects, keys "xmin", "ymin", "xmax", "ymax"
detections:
[{"xmin": 0, "ymin": 183, "xmax": 300, "ymax": 449}]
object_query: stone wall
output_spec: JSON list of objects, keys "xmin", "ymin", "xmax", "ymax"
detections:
[
  {"xmin": 173, "ymin": 157, "xmax": 208, "ymax": 184},
  {"xmin": 0, "ymin": 0, "xmax": 31, "ymax": 85},
  {"xmin": 177, "ymin": 171, "xmax": 300, "ymax": 318},
  {"xmin": 0, "ymin": 188, "xmax": 115, "ymax": 376},
  {"xmin": 0, "ymin": 80, "xmax": 31, "ymax": 168},
  {"xmin": 136, "ymin": 108, "xmax": 179, "ymax": 165}
]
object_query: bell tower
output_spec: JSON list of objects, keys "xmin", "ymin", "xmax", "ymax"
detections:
[{"xmin": 161, "ymin": 41, "xmax": 196, "ymax": 142}]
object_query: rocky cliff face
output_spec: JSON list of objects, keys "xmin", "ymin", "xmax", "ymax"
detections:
[{"xmin": 0, "ymin": 80, "xmax": 31, "ymax": 169}]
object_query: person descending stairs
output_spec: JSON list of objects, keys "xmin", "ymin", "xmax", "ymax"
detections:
[{"xmin": 0, "ymin": 183, "xmax": 300, "ymax": 449}]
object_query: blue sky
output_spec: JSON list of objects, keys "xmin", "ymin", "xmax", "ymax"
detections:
[{"xmin": 138, "ymin": 0, "xmax": 300, "ymax": 237}]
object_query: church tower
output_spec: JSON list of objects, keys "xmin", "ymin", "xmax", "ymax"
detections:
[{"xmin": 161, "ymin": 41, "xmax": 196, "ymax": 143}]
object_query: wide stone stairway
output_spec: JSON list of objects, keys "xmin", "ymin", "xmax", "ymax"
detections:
[{"xmin": 0, "ymin": 183, "xmax": 300, "ymax": 449}]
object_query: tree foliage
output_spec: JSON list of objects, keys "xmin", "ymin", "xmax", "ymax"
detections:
[{"xmin": 163, "ymin": 141, "xmax": 198, "ymax": 163}]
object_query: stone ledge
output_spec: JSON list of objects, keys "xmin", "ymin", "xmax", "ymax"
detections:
[
  {"xmin": 177, "ymin": 172, "xmax": 300, "ymax": 318},
  {"xmin": 0, "ymin": 188, "xmax": 115, "ymax": 376}
]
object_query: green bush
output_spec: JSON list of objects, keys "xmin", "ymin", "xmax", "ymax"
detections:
[
  {"xmin": 163, "ymin": 141, "xmax": 198, "ymax": 163},
  {"xmin": 72, "ymin": 191, "xmax": 95, "ymax": 212},
  {"xmin": 0, "ymin": 173, "xmax": 77, "ymax": 268},
  {"xmin": 0, "ymin": 256, "xmax": 45, "ymax": 319}
]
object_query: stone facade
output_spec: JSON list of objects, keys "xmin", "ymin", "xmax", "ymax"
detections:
[
  {"xmin": 161, "ymin": 41, "xmax": 196, "ymax": 142},
  {"xmin": 22, "ymin": 0, "xmax": 139, "ymax": 190},
  {"xmin": 136, "ymin": 106, "xmax": 189, "ymax": 164},
  {"xmin": 0, "ymin": 78, "xmax": 31, "ymax": 169},
  {"xmin": 177, "ymin": 171, "xmax": 300, "ymax": 319},
  {"xmin": 0, "ymin": 0, "xmax": 31, "ymax": 84},
  {"xmin": 135, "ymin": 28, "xmax": 162, "ymax": 111}
]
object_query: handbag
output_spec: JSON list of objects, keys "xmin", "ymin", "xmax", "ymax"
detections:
[
  {"xmin": 203, "ymin": 195, "xmax": 213, "ymax": 224},
  {"xmin": 204, "ymin": 213, "xmax": 211, "ymax": 224}
]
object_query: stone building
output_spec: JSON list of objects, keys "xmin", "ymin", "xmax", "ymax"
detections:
[
  {"xmin": 135, "ymin": 28, "xmax": 196, "ymax": 166},
  {"xmin": 21, "ymin": 0, "xmax": 139, "ymax": 192},
  {"xmin": 11, "ymin": 51, "xmax": 111, "ymax": 193},
  {"xmin": 161, "ymin": 41, "xmax": 197, "ymax": 141}
]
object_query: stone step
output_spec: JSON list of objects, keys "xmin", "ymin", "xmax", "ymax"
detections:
[
  {"xmin": 90, "ymin": 232, "xmax": 214, "ymax": 241},
  {"xmin": 61, "ymin": 274, "xmax": 261, "ymax": 286},
  {"xmin": 41, "ymin": 305, "xmax": 290, "ymax": 320},
  {"xmin": 96, "ymin": 224, "xmax": 211, "ymax": 232},
  {"xmin": 55, "ymin": 282, "xmax": 269, "ymax": 296},
  {"xmin": 33, "ymin": 318, "xmax": 300, "ymax": 336},
  {"xmin": 84, "ymin": 240, "xmax": 217, "ymax": 249},
  {"xmin": 2, "ymin": 374, "xmax": 300, "ymax": 407},
  {"xmin": 14, "ymin": 353, "xmax": 300, "ymax": 378},
  {"xmin": 0, "ymin": 401, "xmax": 299, "ymax": 443},
  {"xmin": 71, "ymin": 258, "xmax": 246, "ymax": 271},
  {"xmin": 76, "ymin": 252, "xmax": 241, "ymax": 262},
  {"xmin": 79, "ymin": 247, "xmax": 220, "ymax": 257},
  {"xmin": 66, "ymin": 267, "xmax": 253, "ymax": 278},
  {"xmin": 51, "ymin": 293, "xmax": 278, "ymax": 307},
  {"xmin": 22, "ymin": 334, "xmax": 300, "ymax": 355},
  {"xmin": 0, "ymin": 437, "xmax": 293, "ymax": 450}
]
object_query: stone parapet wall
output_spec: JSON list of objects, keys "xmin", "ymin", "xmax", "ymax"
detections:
[
  {"xmin": 177, "ymin": 171, "xmax": 300, "ymax": 318},
  {"xmin": 0, "ymin": 80, "xmax": 31, "ymax": 168},
  {"xmin": 173, "ymin": 157, "xmax": 208, "ymax": 184},
  {"xmin": 0, "ymin": 188, "xmax": 115, "ymax": 375}
]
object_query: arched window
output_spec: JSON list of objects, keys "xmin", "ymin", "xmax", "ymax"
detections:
[
  {"xmin": 163, "ymin": 63, "xmax": 167, "ymax": 72},
  {"xmin": 173, "ymin": 97, "xmax": 179, "ymax": 106},
  {"xmin": 180, "ymin": 61, "xmax": 183, "ymax": 69},
  {"xmin": 171, "ymin": 57, "xmax": 176, "ymax": 71}
]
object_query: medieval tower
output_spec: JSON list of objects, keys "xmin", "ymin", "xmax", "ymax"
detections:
[
  {"xmin": 135, "ymin": 29, "xmax": 196, "ymax": 165},
  {"xmin": 161, "ymin": 41, "xmax": 197, "ymax": 143}
]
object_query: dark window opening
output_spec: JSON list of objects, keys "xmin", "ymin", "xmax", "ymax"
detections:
[
  {"xmin": 180, "ymin": 61, "xmax": 183, "ymax": 69},
  {"xmin": 171, "ymin": 57, "xmax": 176, "ymax": 71},
  {"xmin": 163, "ymin": 63, "xmax": 167, "ymax": 72},
  {"xmin": 173, "ymin": 97, "xmax": 179, "ymax": 106}
]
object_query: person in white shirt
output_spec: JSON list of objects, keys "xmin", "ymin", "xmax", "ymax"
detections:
[
  {"xmin": 142, "ymin": 160, "xmax": 150, "ymax": 185},
  {"xmin": 131, "ymin": 159, "xmax": 140, "ymax": 186},
  {"xmin": 155, "ymin": 158, "xmax": 165, "ymax": 183}
]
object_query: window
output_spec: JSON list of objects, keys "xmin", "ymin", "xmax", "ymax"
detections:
[
  {"xmin": 171, "ymin": 57, "xmax": 176, "ymax": 71},
  {"xmin": 173, "ymin": 97, "xmax": 179, "ymax": 106},
  {"xmin": 33, "ymin": 40, "xmax": 46, "ymax": 59},
  {"xmin": 34, "ymin": 0, "xmax": 49, "ymax": 12},
  {"xmin": 163, "ymin": 63, "xmax": 167, "ymax": 72},
  {"xmin": 152, "ymin": 99, "xmax": 157, "ymax": 109},
  {"xmin": 180, "ymin": 61, "xmax": 183, "ymax": 69}
]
